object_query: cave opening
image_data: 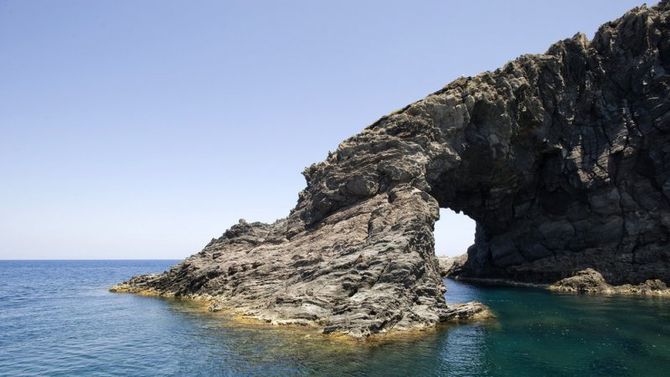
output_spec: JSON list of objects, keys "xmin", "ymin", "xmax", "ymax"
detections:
[{"xmin": 434, "ymin": 208, "xmax": 476, "ymax": 257}]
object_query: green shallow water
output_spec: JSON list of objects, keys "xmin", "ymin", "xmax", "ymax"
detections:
[{"xmin": 1, "ymin": 260, "xmax": 669, "ymax": 376}]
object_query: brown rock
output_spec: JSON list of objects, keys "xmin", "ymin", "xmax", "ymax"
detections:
[{"xmin": 549, "ymin": 268, "xmax": 670, "ymax": 296}]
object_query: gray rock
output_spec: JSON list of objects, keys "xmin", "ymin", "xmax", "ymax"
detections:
[
  {"xmin": 113, "ymin": 2, "xmax": 670, "ymax": 337},
  {"xmin": 549, "ymin": 268, "xmax": 670, "ymax": 296},
  {"xmin": 437, "ymin": 254, "xmax": 468, "ymax": 277}
]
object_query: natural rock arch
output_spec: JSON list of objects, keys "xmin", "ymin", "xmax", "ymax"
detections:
[{"xmin": 114, "ymin": 2, "xmax": 670, "ymax": 337}]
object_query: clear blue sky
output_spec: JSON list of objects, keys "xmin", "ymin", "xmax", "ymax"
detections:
[{"xmin": 0, "ymin": 0, "xmax": 654, "ymax": 259}]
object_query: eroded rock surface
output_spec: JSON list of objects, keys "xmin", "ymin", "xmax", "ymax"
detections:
[
  {"xmin": 113, "ymin": 191, "xmax": 491, "ymax": 337},
  {"xmin": 437, "ymin": 254, "xmax": 468, "ymax": 277},
  {"xmin": 114, "ymin": 2, "xmax": 670, "ymax": 336},
  {"xmin": 549, "ymin": 268, "xmax": 670, "ymax": 296}
]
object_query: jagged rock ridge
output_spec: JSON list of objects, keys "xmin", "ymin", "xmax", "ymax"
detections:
[{"xmin": 114, "ymin": 2, "xmax": 670, "ymax": 336}]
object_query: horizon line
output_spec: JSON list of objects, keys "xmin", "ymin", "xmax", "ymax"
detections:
[{"xmin": 0, "ymin": 258, "xmax": 183, "ymax": 261}]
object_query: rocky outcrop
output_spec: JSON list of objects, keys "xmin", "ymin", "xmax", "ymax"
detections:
[
  {"xmin": 451, "ymin": 2, "xmax": 670, "ymax": 285},
  {"xmin": 112, "ymin": 194, "xmax": 493, "ymax": 338},
  {"xmin": 437, "ymin": 254, "xmax": 468, "ymax": 277},
  {"xmin": 549, "ymin": 268, "xmax": 670, "ymax": 296},
  {"xmin": 114, "ymin": 2, "xmax": 670, "ymax": 336}
]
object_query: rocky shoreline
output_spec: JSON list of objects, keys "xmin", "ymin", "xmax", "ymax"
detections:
[
  {"xmin": 110, "ymin": 274, "xmax": 494, "ymax": 338},
  {"xmin": 110, "ymin": 214, "xmax": 494, "ymax": 338},
  {"xmin": 439, "ymin": 257, "xmax": 670, "ymax": 297},
  {"xmin": 548, "ymin": 268, "xmax": 670, "ymax": 296}
]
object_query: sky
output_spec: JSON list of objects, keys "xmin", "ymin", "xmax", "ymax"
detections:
[{"xmin": 0, "ymin": 0, "xmax": 656, "ymax": 259}]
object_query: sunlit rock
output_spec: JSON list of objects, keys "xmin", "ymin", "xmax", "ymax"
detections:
[{"xmin": 113, "ymin": 2, "xmax": 670, "ymax": 337}]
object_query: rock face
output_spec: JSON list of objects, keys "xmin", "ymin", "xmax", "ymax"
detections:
[
  {"xmin": 114, "ymin": 2, "xmax": 670, "ymax": 336},
  {"xmin": 452, "ymin": 2, "xmax": 670, "ymax": 285},
  {"xmin": 437, "ymin": 254, "xmax": 468, "ymax": 277},
  {"xmin": 549, "ymin": 268, "xmax": 670, "ymax": 296}
]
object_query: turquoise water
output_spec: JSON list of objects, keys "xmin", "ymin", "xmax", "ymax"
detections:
[{"xmin": 1, "ymin": 260, "xmax": 669, "ymax": 376}]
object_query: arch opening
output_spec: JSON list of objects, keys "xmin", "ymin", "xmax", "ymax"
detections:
[{"xmin": 434, "ymin": 208, "xmax": 476, "ymax": 257}]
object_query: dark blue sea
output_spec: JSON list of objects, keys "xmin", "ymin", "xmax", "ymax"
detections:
[{"xmin": 1, "ymin": 260, "xmax": 669, "ymax": 376}]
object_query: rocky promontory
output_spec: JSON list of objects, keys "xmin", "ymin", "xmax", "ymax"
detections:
[
  {"xmin": 112, "ymin": 213, "xmax": 493, "ymax": 338},
  {"xmin": 114, "ymin": 2, "xmax": 670, "ymax": 337}
]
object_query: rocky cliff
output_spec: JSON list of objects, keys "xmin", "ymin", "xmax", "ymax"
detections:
[{"xmin": 114, "ymin": 2, "xmax": 670, "ymax": 336}]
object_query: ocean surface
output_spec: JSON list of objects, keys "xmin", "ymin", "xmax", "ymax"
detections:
[{"xmin": 1, "ymin": 260, "xmax": 669, "ymax": 376}]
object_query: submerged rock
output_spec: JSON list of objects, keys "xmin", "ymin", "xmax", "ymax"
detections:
[{"xmin": 114, "ymin": 2, "xmax": 670, "ymax": 337}]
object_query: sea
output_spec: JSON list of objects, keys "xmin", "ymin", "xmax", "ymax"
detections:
[{"xmin": 1, "ymin": 260, "xmax": 669, "ymax": 376}]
